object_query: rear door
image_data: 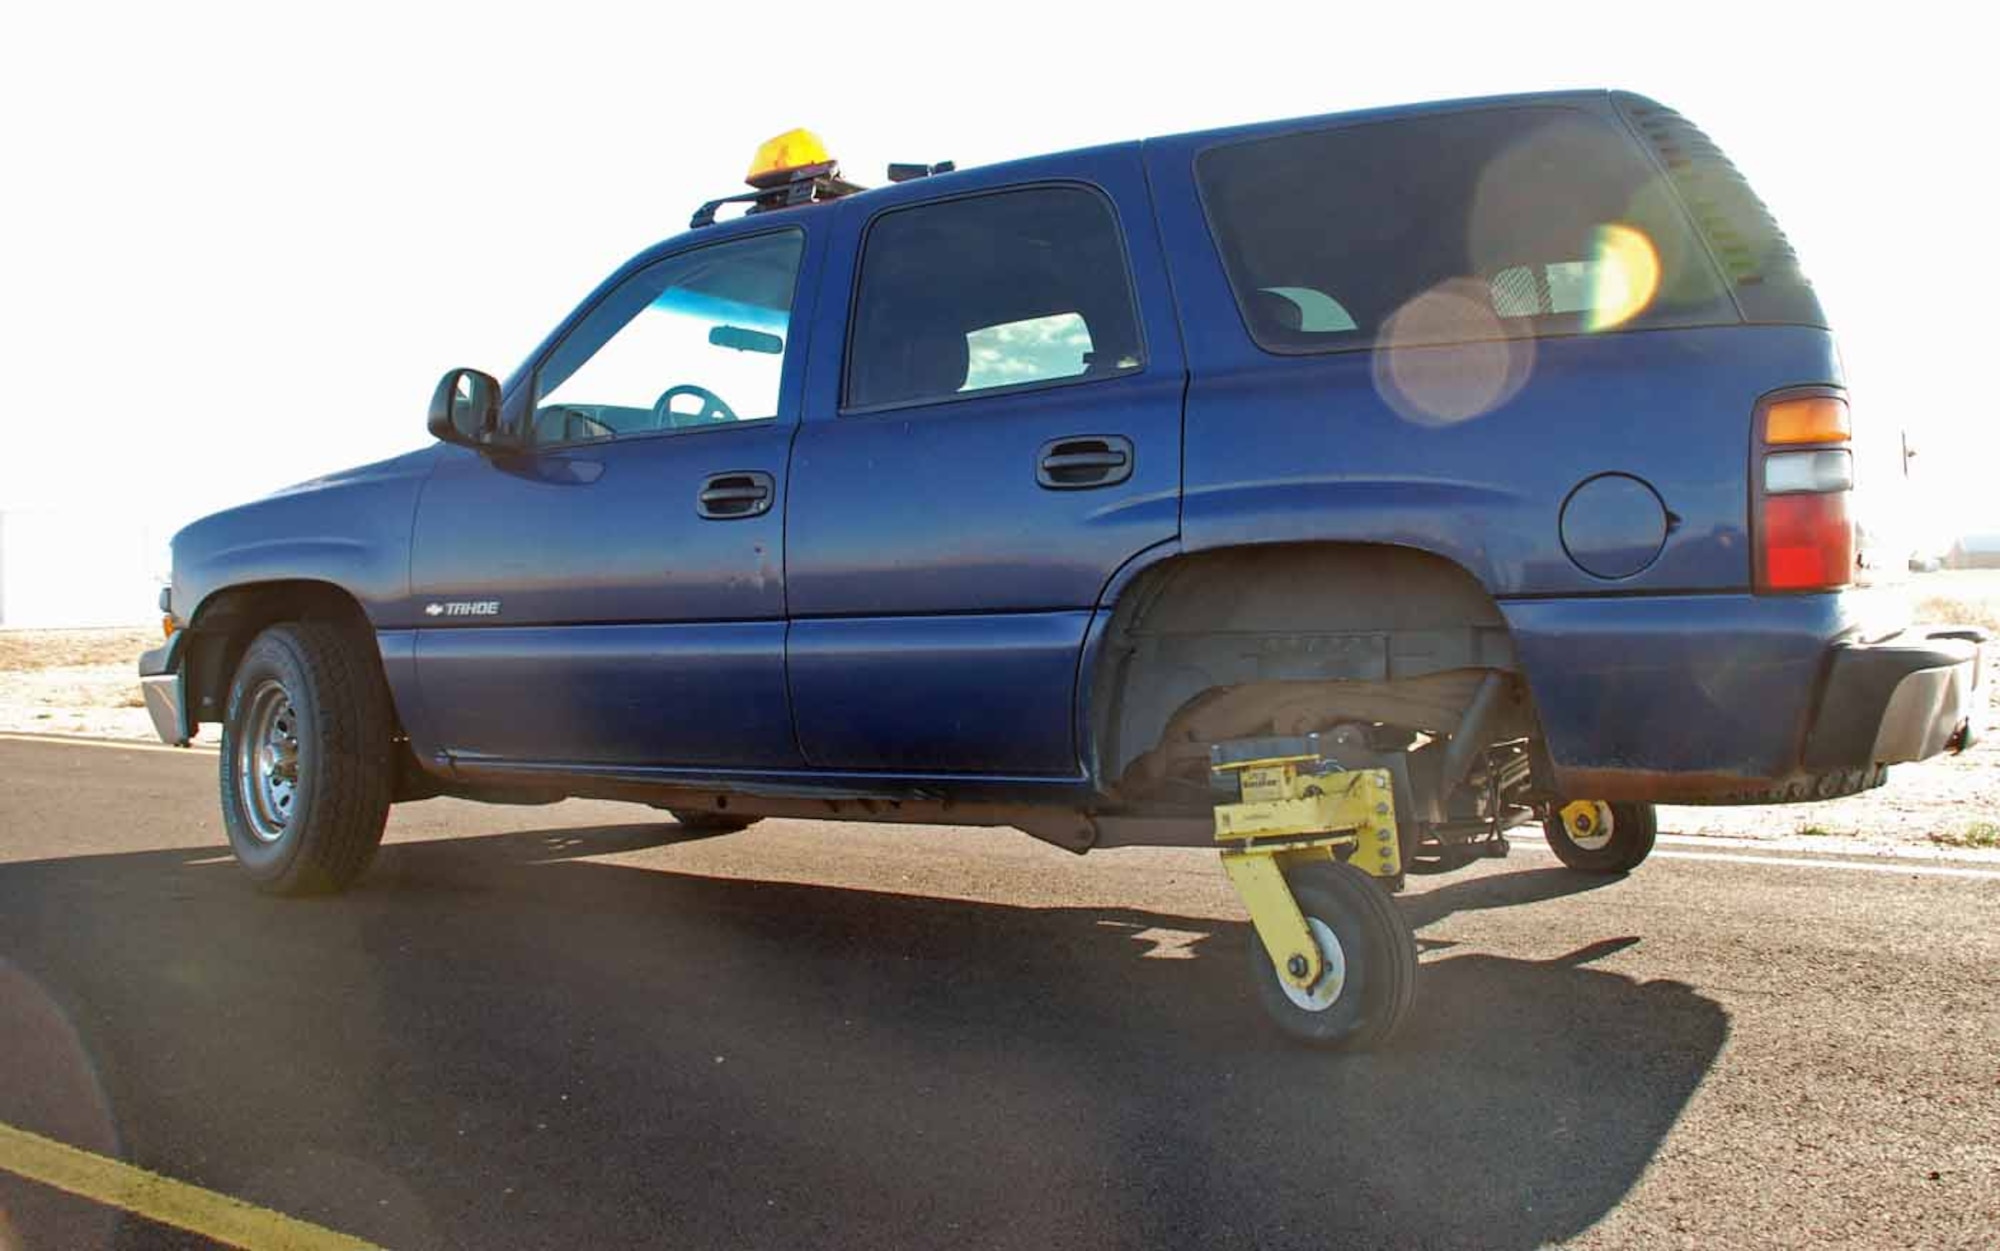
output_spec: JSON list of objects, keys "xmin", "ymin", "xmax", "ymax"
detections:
[
  {"xmin": 409, "ymin": 226, "xmax": 817, "ymax": 768},
  {"xmin": 785, "ymin": 151, "xmax": 1186, "ymax": 774}
]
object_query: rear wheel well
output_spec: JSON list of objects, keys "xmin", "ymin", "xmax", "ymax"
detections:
[{"xmin": 1089, "ymin": 544, "xmax": 1539, "ymax": 803}]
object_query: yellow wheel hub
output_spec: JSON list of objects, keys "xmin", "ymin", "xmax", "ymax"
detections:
[{"xmin": 1559, "ymin": 800, "xmax": 1616, "ymax": 851}]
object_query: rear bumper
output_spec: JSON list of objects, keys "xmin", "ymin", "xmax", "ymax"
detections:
[
  {"xmin": 1503, "ymin": 594, "xmax": 1987, "ymax": 804},
  {"xmin": 137, "ymin": 634, "xmax": 192, "ymax": 746},
  {"xmin": 1804, "ymin": 628, "xmax": 1987, "ymax": 769}
]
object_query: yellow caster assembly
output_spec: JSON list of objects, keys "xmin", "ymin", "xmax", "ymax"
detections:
[{"xmin": 1211, "ymin": 738, "xmax": 1419, "ymax": 1049}]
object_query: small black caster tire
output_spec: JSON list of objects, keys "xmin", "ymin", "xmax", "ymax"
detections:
[
  {"xmin": 219, "ymin": 621, "xmax": 393, "ymax": 895},
  {"xmin": 1246, "ymin": 860, "xmax": 1418, "ymax": 1050},
  {"xmin": 1543, "ymin": 800, "xmax": 1656, "ymax": 874},
  {"xmin": 664, "ymin": 809, "xmax": 761, "ymax": 835}
]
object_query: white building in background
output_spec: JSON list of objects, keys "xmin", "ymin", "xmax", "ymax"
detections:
[{"xmin": 0, "ymin": 507, "xmax": 170, "ymax": 628}]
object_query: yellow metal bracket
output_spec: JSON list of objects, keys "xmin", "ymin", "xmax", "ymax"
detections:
[
  {"xmin": 1221, "ymin": 845, "xmax": 1335, "ymax": 988},
  {"xmin": 1212, "ymin": 763, "xmax": 1401, "ymax": 991}
]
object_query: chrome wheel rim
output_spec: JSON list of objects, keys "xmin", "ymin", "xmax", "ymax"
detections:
[
  {"xmin": 1561, "ymin": 800, "xmax": 1615, "ymax": 852},
  {"xmin": 236, "ymin": 679, "xmax": 301, "ymax": 844},
  {"xmin": 1281, "ymin": 916, "xmax": 1349, "ymax": 1012}
]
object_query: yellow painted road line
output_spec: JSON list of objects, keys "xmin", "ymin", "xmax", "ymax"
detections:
[
  {"xmin": 0, "ymin": 732, "xmax": 215, "ymax": 754},
  {"xmin": 0, "ymin": 1121, "xmax": 379, "ymax": 1250}
]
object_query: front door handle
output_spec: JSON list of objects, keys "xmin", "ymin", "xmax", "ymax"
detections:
[
  {"xmin": 1037, "ymin": 435, "xmax": 1133, "ymax": 489},
  {"xmin": 697, "ymin": 471, "xmax": 775, "ymax": 519}
]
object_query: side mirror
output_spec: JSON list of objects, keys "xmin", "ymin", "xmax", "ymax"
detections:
[{"xmin": 427, "ymin": 368, "xmax": 505, "ymax": 449}]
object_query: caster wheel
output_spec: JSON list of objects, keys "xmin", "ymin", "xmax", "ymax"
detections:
[
  {"xmin": 662, "ymin": 809, "xmax": 761, "ymax": 835},
  {"xmin": 1544, "ymin": 800, "xmax": 1656, "ymax": 874},
  {"xmin": 1246, "ymin": 861, "xmax": 1418, "ymax": 1050}
]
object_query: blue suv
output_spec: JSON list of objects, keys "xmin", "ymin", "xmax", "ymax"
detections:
[{"xmin": 141, "ymin": 92, "xmax": 1985, "ymax": 1045}]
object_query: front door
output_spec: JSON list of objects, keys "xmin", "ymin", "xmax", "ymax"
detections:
[
  {"xmin": 409, "ymin": 226, "xmax": 814, "ymax": 768},
  {"xmin": 785, "ymin": 155, "xmax": 1186, "ymax": 774}
]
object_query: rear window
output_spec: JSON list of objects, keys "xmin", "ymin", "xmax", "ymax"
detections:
[{"xmin": 1196, "ymin": 107, "xmax": 1737, "ymax": 353}]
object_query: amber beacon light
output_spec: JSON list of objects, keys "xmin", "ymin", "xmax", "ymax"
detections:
[{"xmin": 746, "ymin": 129, "xmax": 834, "ymax": 187}]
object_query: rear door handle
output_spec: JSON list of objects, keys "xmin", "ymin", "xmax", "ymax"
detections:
[
  {"xmin": 697, "ymin": 471, "xmax": 775, "ymax": 519},
  {"xmin": 1037, "ymin": 435, "xmax": 1133, "ymax": 489}
]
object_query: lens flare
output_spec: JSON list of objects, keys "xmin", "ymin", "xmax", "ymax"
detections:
[
  {"xmin": 1585, "ymin": 223, "xmax": 1661, "ymax": 331},
  {"xmin": 0, "ymin": 960, "xmax": 121, "ymax": 1249},
  {"xmin": 1373, "ymin": 279, "xmax": 1536, "ymax": 426}
]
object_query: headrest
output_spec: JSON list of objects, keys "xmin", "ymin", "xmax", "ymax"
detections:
[{"xmin": 1249, "ymin": 288, "xmax": 1304, "ymax": 333}]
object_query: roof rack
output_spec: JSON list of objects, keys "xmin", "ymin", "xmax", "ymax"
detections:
[
  {"xmin": 887, "ymin": 160, "xmax": 956, "ymax": 183},
  {"xmin": 690, "ymin": 161, "xmax": 866, "ymax": 230},
  {"xmin": 691, "ymin": 130, "xmax": 960, "ymax": 230}
]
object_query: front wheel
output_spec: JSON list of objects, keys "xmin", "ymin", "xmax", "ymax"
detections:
[
  {"xmin": 1247, "ymin": 860, "xmax": 1418, "ymax": 1050},
  {"xmin": 1543, "ymin": 800, "xmax": 1657, "ymax": 874},
  {"xmin": 219, "ymin": 622, "xmax": 393, "ymax": 894}
]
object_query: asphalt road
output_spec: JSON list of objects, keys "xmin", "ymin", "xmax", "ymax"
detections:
[{"xmin": 1, "ymin": 736, "xmax": 1996, "ymax": 1250}]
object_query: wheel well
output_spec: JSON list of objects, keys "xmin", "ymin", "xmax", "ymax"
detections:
[
  {"xmin": 1089, "ymin": 543, "xmax": 1532, "ymax": 797},
  {"xmin": 184, "ymin": 580, "xmax": 378, "ymax": 726}
]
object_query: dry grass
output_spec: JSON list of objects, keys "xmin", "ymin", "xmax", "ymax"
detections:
[
  {"xmin": 0, "ymin": 627, "xmax": 160, "ymax": 739},
  {"xmin": 0, "ymin": 627, "xmax": 157, "ymax": 673},
  {"xmin": 1929, "ymin": 821, "xmax": 2000, "ymax": 850},
  {"xmin": 1911, "ymin": 569, "xmax": 2000, "ymax": 635}
]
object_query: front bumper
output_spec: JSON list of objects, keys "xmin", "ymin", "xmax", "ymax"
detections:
[
  {"xmin": 1803, "ymin": 626, "xmax": 1988, "ymax": 769},
  {"xmin": 137, "ymin": 634, "xmax": 192, "ymax": 746}
]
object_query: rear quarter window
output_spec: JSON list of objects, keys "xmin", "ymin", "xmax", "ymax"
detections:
[{"xmin": 1195, "ymin": 106, "xmax": 1738, "ymax": 352}]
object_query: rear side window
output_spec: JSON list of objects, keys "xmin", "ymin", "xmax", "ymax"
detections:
[
  {"xmin": 846, "ymin": 187, "xmax": 1143, "ymax": 410},
  {"xmin": 1196, "ymin": 107, "xmax": 1737, "ymax": 352}
]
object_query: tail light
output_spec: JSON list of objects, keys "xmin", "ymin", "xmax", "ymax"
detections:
[{"xmin": 1754, "ymin": 390, "xmax": 1854, "ymax": 593}]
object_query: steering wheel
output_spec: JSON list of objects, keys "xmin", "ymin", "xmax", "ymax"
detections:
[{"xmin": 651, "ymin": 384, "xmax": 738, "ymax": 429}]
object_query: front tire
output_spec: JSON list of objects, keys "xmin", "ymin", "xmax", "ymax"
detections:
[
  {"xmin": 1543, "ymin": 800, "xmax": 1656, "ymax": 874},
  {"xmin": 1247, "ymin": 861, "xmax": 1418, "ymax": 1050},
  {"xmin": 219, "ymin": 622, "xmax": 393, "ymax": 895}
]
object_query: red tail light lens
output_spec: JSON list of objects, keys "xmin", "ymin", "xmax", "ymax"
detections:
[
  {"xmin": 1760, "ymin": 492, "xmax": 1854, "ymax": 591},
  {"xmin": 1754, "ymin": 390, "xmax": 1853, "ymax": 594}
]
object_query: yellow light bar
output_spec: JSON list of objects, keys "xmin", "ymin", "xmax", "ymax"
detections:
[
  {"xmin": 746, "ymin": 128, "xmax": 831, "ymax": 189},
  {"xmin": 1765, "ymin": 395, "xmax": 1850, "ymax": 445}
]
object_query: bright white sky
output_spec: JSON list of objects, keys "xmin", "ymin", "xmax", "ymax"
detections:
[{"xmin": 2, "ymin": 0, "xmax": 1993, "ymax": 555}]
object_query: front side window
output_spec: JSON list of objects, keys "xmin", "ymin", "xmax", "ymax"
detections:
[
  {"xmin": 846, "ymin": 187, "xmax": 1143, "ymax": 411},
  {"xmin": 532, "ymin": 230, "xmax": 803, "ymax": 445},
  {"xmin": 1196, "ymin": 107, "xmax": 1737, "ymax": 352}
]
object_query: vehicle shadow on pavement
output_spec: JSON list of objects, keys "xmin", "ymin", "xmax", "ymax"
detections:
[
  {"xmin": 1401, "ymin": 862, "xmax": 1628, "ymax": 927},
  {"xmin": 0, "ymin": 826, "xmax": 1726, "ymax": 1251}
]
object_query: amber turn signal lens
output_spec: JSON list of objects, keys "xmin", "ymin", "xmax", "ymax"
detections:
[
  {"xmin": 1764, "ymin": 396, "xmax": 1850, "ymax": 445},
  {"xmin": 162, "ymin": 615, "xmax": 177, "ymax": 639}
]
